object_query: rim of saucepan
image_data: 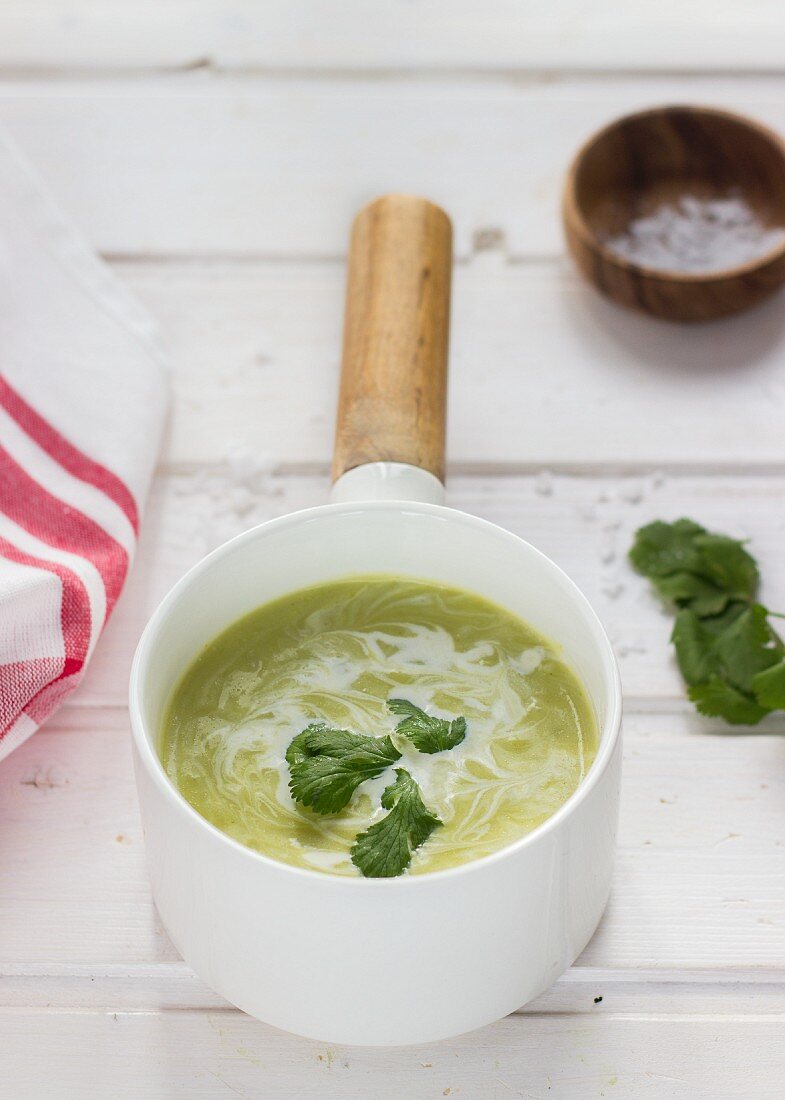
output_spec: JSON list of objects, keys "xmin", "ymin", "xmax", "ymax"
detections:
[{"xmin": 129, "ymin": 501, "xmax": 622, "ymax": 889}]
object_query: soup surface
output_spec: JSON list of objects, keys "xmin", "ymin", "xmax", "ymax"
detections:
[{"xmin": 162, "ymin": 576, "xmax": 597, "ymax": 876}]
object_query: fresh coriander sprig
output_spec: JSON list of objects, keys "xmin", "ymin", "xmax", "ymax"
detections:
[
  {"xmin": 285, "ymin": 723, "xmax": 401, "ymax": 814},
  {"xmin": 630, "ymin": 519, "xmax": 785, "ymax": 725},
  {"xmin": 350, "ymin": 768, "xmax": 442, "ymax": 878},
  {"xmin": 629, "ymin": 518, "xmax": 759, "ymax": 616},
  {"xmin": 387, "ymin": 698, "xmax": 467, "ymax": 753},
  {"xmin": 285, "ymin": 698, "xmax": 465, "ymax": 874}
]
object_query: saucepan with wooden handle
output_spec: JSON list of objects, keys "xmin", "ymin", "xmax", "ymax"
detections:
[{"xmin": 130, "ymin": 194, "xmax": 622, "ymax": 1045}]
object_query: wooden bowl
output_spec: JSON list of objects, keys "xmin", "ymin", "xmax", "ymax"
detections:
[{"xmin": 563, "ymin": 105, "xmax": 785, "ymax": 322}]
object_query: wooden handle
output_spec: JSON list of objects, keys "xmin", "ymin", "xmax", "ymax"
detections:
[{"xmin": 332, "ymin": 194, "xmax": 453, "ymax": 483}]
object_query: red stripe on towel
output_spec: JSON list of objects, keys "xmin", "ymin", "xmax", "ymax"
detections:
[
  {"xmin": 0, "ymin": 446, "xmax": 128, "ymax": 613},
  {"xmin": 0, "ymin": 374, "xmax": 139, "ymax": 533},
  {"xmin": 0, "ymin": 537, "xmax": 93, "ymax": 737}
]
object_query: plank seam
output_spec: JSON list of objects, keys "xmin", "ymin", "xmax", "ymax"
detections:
[
  {"xmin": 154, "ymin": 460, "xmax": 785, "ymax": 479},
  {"xmin": 4, "ymin": 963, "xmax": 784, "ymax": 981},
  {"xmin": 3, "ymin": 65, "xmax": 785, "ymax": 83}
]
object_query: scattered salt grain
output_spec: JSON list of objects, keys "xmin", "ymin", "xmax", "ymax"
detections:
[
  {"xmin": 534, "ymin": 470, "xmax": 553, "ymax": 496},
  {"xmin": 602, "ymin": 581, "xmax": 625, "ymax": 600}
]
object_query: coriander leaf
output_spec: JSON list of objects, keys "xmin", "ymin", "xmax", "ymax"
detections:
[
  {"xmin": 631, "ymin": 517, "xmax": 785, "ymax": 726},
  {"xmin": 629, "ymin": 519, "xmax": 707, "ymax": 578},
  {"xmin": 670, "ymin": 610, "xmax": 721, "ymax": 686},
  {"xmin": 651, "ymin": 572, "xmax": 729, "ymax": 617},
  {"xmin": 752, "ymin": 660, "xmax": 785, "ymax": 709},
  {"xmin": 628, "ymin": 519, "xmax": 782, "ymax": 726},
  {"xmin": 350, "ymin": 768, "xmax": 442, "ymax": 878},
  {"xmin": 388, "ymin": 698, "xmax": 467, "ymax": 753},
  {"xmin": 692, "ymin": 534, "xmax": 759, "ymax": 602},
  {"xmin": 630, "ymin": 520, "xmax": 759, "ymax": 613},
  {"xmin": 286, "ymin": 723, "xmax": 401, "ymax": 815},
  {"xmin": 712, "ymin": 603, "xmax": 780, "ymax": 692},
  {"xmin": 629, "ymin": 521, "xmax": 728, "ymax": 615},
  {"xmin": 689, "ymin": 678, "xmax": 768, "ymax": 726},
  {"xmin": 671, "ymin": 603, "xmax": 779, "ymax": 695},
  {"xmin": 698, "ymin": 600, "xmax": 749, "ymax": 636}
]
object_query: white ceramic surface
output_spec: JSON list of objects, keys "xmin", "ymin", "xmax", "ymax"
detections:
[{"xmin": 130, "ymin": 466, "xmax": 622, "ymax": 1046}]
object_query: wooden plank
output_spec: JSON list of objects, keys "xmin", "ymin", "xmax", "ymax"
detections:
[
  {"xmin": 119, "ymin": 260, "xmax": 785, "ymax": 469},
  {"xmin": 74, "ymin": 471, "xmax": 785, "ymax": 707},
  {"xmin": 2, "ymin": 705, "xmax": 783, "ymax": 970},
  {"xmin": 1, "ymin": 1006, "xmax": 783, "ymax": 1099},
  {"xmin": 0, "ymin": 721, "xmax": 178, "ymax": 965},
  {"xmin": 3, "ymin": 77, "xmax": 785, "ymax": 257},
  {"xmin": 2, "ymin": 2, "xmax": 785, "ymax": 73}
]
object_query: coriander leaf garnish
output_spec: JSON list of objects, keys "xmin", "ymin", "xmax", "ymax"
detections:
[
  {"xmin": 350, "ymin": 768, "xmax": 442, "ymax": 878},
  {"xmin": 286, "ymin": 723, "xmax": 401, "ymax": 815},
  {"xmin": 630, "ymin": 518, "xmax": 785, "ymax": 726},
  {"xmin": 387, "ymin": 698, "xmax": 467, "ymax": 753}
]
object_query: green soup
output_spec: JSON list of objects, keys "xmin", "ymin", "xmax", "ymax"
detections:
[{"xmin": 162, "ymin": 576, "xmax": 597, "ymax": 876}]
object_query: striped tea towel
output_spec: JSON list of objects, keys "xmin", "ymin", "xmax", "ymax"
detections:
[{"xmin": 0, "ymin": 130, "xmax": 168, "ymax": 760}]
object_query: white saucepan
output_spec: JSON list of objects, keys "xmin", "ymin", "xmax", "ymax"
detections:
[{"xmin": 130, "ymin": 194, "xmax": 622, "ymax": 1046}]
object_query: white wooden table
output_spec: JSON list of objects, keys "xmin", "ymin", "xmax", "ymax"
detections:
[{"xmin": 2, "ymin": 6, "xmax": 785, "ymax": 1096}]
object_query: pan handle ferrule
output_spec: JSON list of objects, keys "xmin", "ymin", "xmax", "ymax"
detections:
[{"xmin": 331, "ymin": 461, "xmax": 445, "ymax": 505}]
